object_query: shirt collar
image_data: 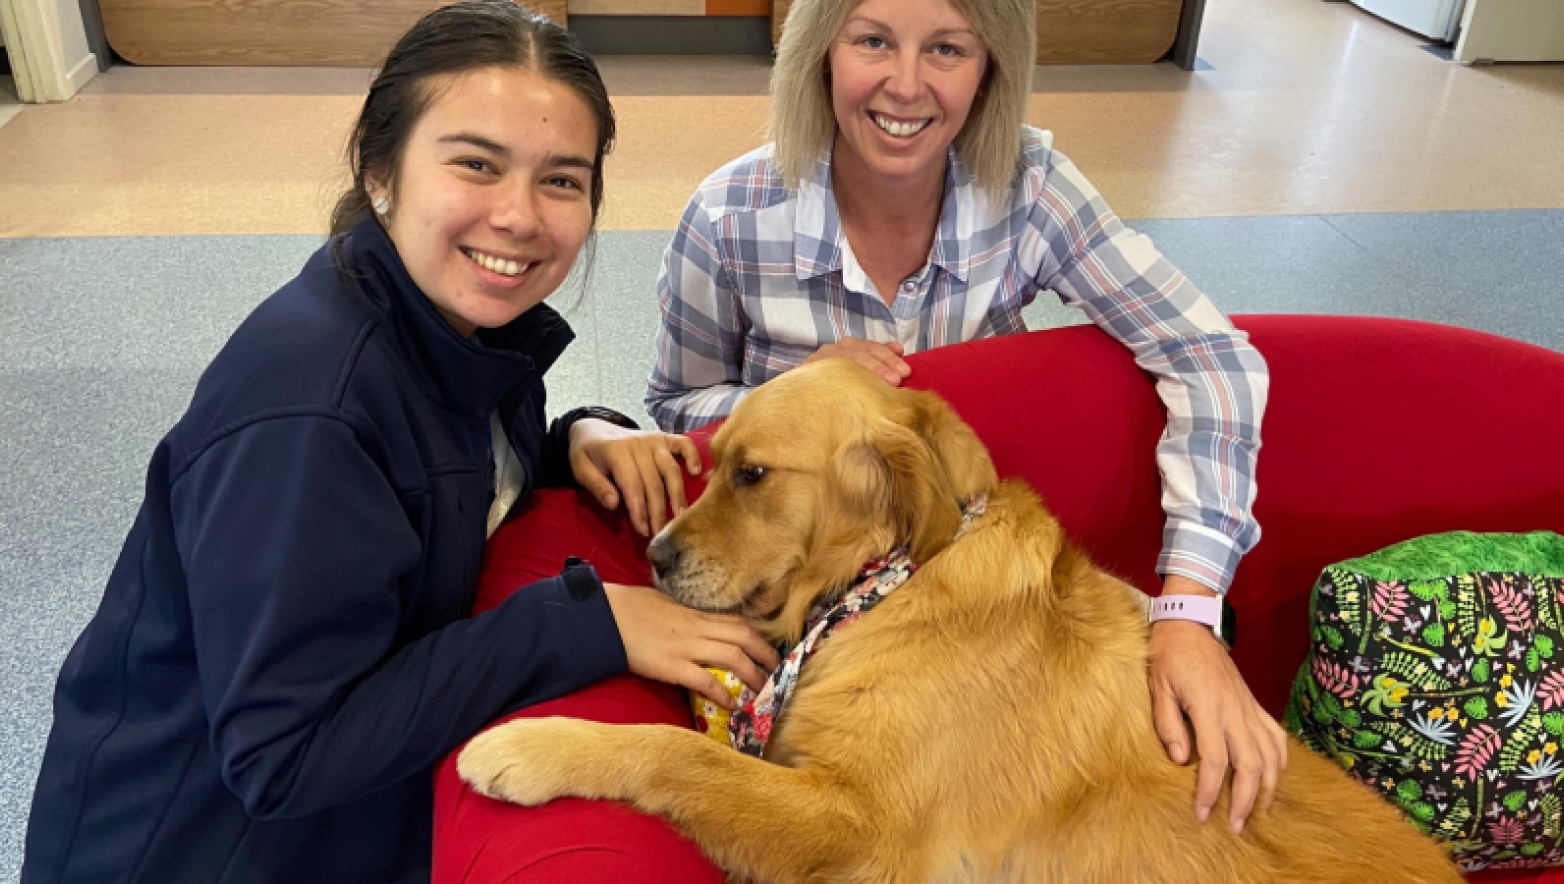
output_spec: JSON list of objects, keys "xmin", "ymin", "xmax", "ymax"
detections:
[
  {"xmin": 793, "ymin": 140, "xmax": 975, "ymax": 285},
  {"xmin": 342, "ymin": 215, "xmax": 575, "ymax": 418}
]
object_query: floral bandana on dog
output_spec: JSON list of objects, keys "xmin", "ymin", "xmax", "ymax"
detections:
[{"xmin": 726, "ymin": 495, "xmax": 989, "ymax": 757}]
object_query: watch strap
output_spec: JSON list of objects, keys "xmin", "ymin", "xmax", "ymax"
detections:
[{"xmin": 1148, "ymin": 594, "xmax": 1225, "ymax": 628}]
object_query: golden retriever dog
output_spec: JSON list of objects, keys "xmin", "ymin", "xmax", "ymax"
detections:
[{"xmin": 459, "ymin": 359, "xmax": 1461, "ymax": 884}]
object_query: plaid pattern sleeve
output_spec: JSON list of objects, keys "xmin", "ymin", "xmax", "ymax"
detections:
[
  {"xmin": 1028, "ymin": 150, "xmax": 1269, "ymax": 594},
  {"xmin": 645, "ymin": 189, "xmax": 754, "ymax": 433}
]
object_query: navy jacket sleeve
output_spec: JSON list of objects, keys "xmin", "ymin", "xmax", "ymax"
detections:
[{"xmin": 171, "ymin": 413, "xmax": 627, "ymax": 821}]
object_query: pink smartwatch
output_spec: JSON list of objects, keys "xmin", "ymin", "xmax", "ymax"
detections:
[{"xmin": 1148, "ymin": 594, "xmax": 1237, "ymax": 649}]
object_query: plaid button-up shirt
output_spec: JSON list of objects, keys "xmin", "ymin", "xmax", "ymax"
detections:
[{"xmin": 646, "ymin": 127, "xmax": 1268, "ymax": 593}]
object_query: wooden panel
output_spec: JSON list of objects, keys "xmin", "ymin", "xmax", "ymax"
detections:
[
  {"xmin": 103, "ymin": 0, "xmax": 567, "ymax": 66},
  {"xmin": 705, "ymin": 0, "xmax": 769, "ymax": 14},
  {"xmin": 771, "ymin": 0, "xmax": 787, "ymax": 45},
  {"xmin": 569, "ymin": 0, "xmax": 700, "ymax": 14},
  {"xmin": 772, "ymin": 0, "xmax": 1179, "ymax": 65},
  {"xmin": 1035, "ymin": 0, "xmax": 1180, "ymax": 64}
]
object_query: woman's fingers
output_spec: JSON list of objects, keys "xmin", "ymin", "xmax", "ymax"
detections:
[
  {"xmin": 706, "ymin": 642, "xmax": 768, "ymax": 694},
  {"xmin": 668, "ymin": 434, "xmax": 703, "ymax": 477},
  {"xmin": 651, "ymin": 444, "xmax": 688, "ymax": 519},
  {"xmin": 607, "ymin": 451, "xmax": 650, "ymax": 535},
  {"xmin": 865, "ymin": 342, "xmax": 912, "ymax": 381},
  {"xmin": 605, "ymin": 585, "xmax": 778, "ymax": 707},
  {"xmin": 585, "ymin": 433, "xmax": 703, "ymax": 535},
  {"xmin": 683, "ymin": 665, "xmax": 738, "ymax": 710},
  {"xmin": 628, "ymin": 445, "xmax": 667, "ymax": 536},
  {"xmin": 572, "ymin": 453, "xmax": 621, "ymax": 510},
  {"xmin": 806, "ymin": 339, "xmax": 912, "ymax": 386}
]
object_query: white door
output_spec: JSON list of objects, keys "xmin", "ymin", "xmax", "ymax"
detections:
[
  {"xmin": 1456, "ymin": 0, "xmax": 1564, "ymax": 61},
  {"xmin": 0, "ymin": 0, "xmax": 96, "ymax": 101},
  {"xmin": 1351, "ymin": 0, "xmax": 1466, "ymax": 40}
]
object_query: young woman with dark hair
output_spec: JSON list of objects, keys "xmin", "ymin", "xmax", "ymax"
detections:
[{"xmin": 21, "ymin": 4, "xmax": 776, "ymax": 882}]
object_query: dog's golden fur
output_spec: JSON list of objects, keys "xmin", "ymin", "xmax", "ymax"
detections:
[{"xmin": 459, "ymin": 359, "xmax": 1461, "ymax": 883}]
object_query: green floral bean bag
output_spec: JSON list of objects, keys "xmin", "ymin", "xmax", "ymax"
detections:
[{"xmin": 1284, "ymin": 531, "xmax": 1564, "ymax": 872}]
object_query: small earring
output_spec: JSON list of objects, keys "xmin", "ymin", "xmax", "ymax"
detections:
[{"xmin": 373, "ymin": 196, "xmax": 390, "ymax": 216}]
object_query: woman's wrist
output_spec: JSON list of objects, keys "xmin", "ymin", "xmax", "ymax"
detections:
[
  {"xmin": 1161, "ymin": 573, "xmax": 1221, "ymax": 599},
  {"xmin": 562, "ymin": 407, "xmax": 640, "ymax": 454}
]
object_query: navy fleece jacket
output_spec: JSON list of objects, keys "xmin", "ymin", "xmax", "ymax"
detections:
[{"xmin": 22, "ymin": 217, "xmax": 628, "ymax": 883}]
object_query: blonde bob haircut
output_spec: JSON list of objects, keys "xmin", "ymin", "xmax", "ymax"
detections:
[{"xmin": 769, "ymin": 0, "xmax": 1036, "ymax": 192}]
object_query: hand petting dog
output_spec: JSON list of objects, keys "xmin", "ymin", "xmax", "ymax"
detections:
[
  {"xmin": 803, "ymin": 337, "xmax": 912, "ymax": 386},
  {"xmin": 1151, "ymin": 575, "xmax": 1290, "ymax": 835},
  {"xmin": 569, "ymin": 418, "xmax": 702, "ymax": 537},
  {"xmin": 603, "ymin": 583, "xmax": 779, "ymax": 711}
]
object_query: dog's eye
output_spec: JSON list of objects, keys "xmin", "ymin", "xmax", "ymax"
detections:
[{"xmin": 734, "ymin": 465, "xmax": 768, "ymax": 487}]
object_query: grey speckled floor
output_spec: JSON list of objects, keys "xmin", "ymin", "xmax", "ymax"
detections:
[{"xmin": 2, "ymin": 209, "xmax": 1562, "ymax": 878}]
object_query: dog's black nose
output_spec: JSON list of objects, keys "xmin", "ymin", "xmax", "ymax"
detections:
[{"xmin": 647, "ymin": 534, "xmax": 682, "ymax": 582}]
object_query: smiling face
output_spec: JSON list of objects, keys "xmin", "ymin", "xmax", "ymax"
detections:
[
  {"xmin": 827, "ymin": 0, "xmax": 989, "ymax": 191},
  {"xmin": 371, "ymin": 65, "xmax": 598, "ymax": 336}
]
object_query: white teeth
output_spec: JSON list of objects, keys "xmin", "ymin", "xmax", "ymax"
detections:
[
  {"xmin": 873, "ymin": 113, "xmax": 930, "ymax": 138},
  {"xmin": 465, "ymin": 248, "xmax": 529, "ymax": 278}
]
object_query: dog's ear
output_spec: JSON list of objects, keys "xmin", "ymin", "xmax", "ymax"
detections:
[
  {"xmin": 834, "ymin": 419, "xmax": 918, "ymax": 524},
  {"xmin": 834, "ymin": 390, "xmax": 997, "ymax": 564},
  {"xmin": 904, "ymin": 390, "xmax": 997, "ymax": 503},
  {"xmin": 834, "ymin": 416, "xmax": 962, "ymax": 563}
]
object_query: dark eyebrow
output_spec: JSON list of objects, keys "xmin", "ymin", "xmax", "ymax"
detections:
[
  {"xmin": 437, "ymin": 133, "xmax": 594, "ymax": 171},
  {"xmin": 437, "ymin": 132, "xmax": 510, "ymax": 158},
  {"xmin": 548, "ymin": 155, "xmax": 596, "ymax": 171}
]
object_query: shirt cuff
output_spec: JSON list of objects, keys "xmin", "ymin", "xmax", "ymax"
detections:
[{"xmin": 1157, "ymin": 521, "xmax": 1245, "ymax": 595}]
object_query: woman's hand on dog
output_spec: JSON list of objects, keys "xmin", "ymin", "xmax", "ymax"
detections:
[
  {"xmin": 1149, "ymin": 579, "xmax": 1289, "ymax": 836},
  {"xmin": 569, "ymin": 419, "xmax": 702, "ymax": 537},
  {"xmin": 603, "ymin": 583, "xmax": 780, "ymax": 709},
  {"xmin": 804, "ymin": 338, "xmax": 912, "ymax": 386}
]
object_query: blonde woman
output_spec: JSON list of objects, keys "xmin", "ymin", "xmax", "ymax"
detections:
[{"xmin": 646, "ymin": 0, "xmax": 1284, "ymax": 835}]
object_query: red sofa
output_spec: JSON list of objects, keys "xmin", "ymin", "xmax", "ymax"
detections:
[{"xmin": 433, "ymin": 315, "xmax": 1564, "ymax": 883}]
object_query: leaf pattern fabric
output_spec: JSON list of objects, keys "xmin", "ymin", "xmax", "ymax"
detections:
[{"xmin": 1285, "ymin": 531, "xmax": 1564, "ymax": 871}]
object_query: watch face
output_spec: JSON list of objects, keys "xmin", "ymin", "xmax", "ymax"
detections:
[{"xmin": 1221, "ymin": 601, "xmax": 1238, "ymax": 649}]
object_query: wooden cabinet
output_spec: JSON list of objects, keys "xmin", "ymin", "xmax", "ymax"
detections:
[
  {"xmin": 102, "ymin": 0, "xmax": 1180, "ymax": 68},
  {"xmin": 772, "ymin": 0, "xmax": 1180, "ymax": 64},
  {"xmin": 103, "ymin": 0, "xmax": 567, "ymax": 66}
]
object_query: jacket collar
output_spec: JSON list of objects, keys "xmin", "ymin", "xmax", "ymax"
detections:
[{"xmin": 343, "ymin": 216, "xmax": 575, "ymax": 418}]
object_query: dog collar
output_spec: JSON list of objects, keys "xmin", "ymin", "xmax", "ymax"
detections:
[{"xmin": 728, "ymin": 495, "xmax": 989, "ymax": 757}]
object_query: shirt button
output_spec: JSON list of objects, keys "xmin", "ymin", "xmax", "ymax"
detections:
[{"xmin": 901, "ymin": 281, "xmax": 916, "ymax": 292}]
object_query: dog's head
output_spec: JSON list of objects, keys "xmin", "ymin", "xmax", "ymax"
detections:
[{"xmin": 648, "ymin": 359, "xmax": 998, "ymax": 643}]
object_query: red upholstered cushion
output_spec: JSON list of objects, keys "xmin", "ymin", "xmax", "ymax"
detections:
[
  {"xmin": 901, "ymin": 317, "xmax": 1564, "ymax": 721},
  {"xmin": 433, "ymin": 488, "xmax": 724, "ymax": 884},
  {"xmin": 435, "ymin": 316, "xmax": 1564, "ymax": 883}
]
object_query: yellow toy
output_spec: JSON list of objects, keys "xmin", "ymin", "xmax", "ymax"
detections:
[{"xmin": 692, "ymin": 667, "xmax": 745, "ymax": 746}]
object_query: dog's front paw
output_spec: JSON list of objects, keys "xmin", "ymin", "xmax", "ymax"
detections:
[{"xmin": 457, "ymin": 717, "xmax": 591, "ymax": 807}]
